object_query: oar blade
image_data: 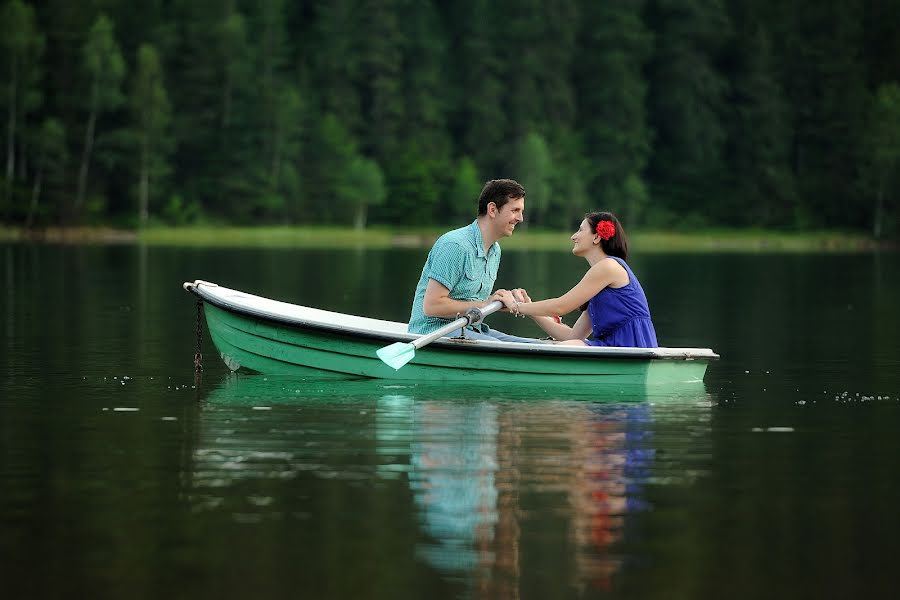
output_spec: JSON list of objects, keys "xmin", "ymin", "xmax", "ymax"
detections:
[{"xmin": 376, "ymin": 342, "xmax": 417, "ymax": 370}]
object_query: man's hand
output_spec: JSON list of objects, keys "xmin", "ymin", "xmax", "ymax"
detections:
[{"xmin": 511, "ymin": 288, "xmax": 532, "ymax": 303}]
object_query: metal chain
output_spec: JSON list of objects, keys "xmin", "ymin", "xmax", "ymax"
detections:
[{"xmin": 194, "ymin": 299, "xmax": 203, "ymax": 377}]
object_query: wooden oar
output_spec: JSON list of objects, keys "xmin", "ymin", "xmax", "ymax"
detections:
[{"xmin": 376, "ymin": 301, "xmax": 504, "ymax": 370}]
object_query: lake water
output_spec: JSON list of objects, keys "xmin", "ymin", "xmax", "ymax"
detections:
[{"xmin": 2, "ymin": 242, "xmax": 899, "ymax": 599}]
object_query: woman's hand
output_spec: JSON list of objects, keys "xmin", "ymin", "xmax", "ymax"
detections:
[{"xmin": 492, "ymin": 289, "xmax": 519, "ymax": 313}]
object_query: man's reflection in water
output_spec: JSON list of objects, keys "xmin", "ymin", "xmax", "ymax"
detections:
[
  {"xmin": 382, "ymin": 396, "xmax": 655, "ymax": 597},
  {"xmin": 408, "ymin": 402, "xmax": 499, "ymax": 575}
]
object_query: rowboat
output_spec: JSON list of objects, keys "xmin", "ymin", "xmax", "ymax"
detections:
[{"xmin": 183, "ymin": 280, "xmax": 719, "ymax": 385}]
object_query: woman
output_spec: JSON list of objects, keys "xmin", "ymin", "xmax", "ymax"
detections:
[{"xmin": 496, "ymin": 211, "xmax": 658, "ymax": 347}]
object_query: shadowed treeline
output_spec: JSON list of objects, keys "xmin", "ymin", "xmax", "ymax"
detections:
[{"xmin": 1, "ymin": 0, "xmax": 898, "ymax": 236}]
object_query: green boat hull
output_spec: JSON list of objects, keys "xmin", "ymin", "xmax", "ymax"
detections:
[{"xmin": 203, "ymin": 303, "xmax": 711, "ymax": 386}]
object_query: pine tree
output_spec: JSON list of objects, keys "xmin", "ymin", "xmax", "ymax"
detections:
[
  {"xmin": 645, "ymin": 0, "xmax": 731, "ymax": 225},
  {"xmin": 310, "ymin": 0, "xmax": 364, "ymax": 137},
  {"xmin": 343, "ymin": 156, "xmax": 386, "ymax": 230},
  {"xmin": 167, "ymin": 0, "xmax": 235, "ymax": 215},
  {"xmin": 575, "ymin": 0, "xmax": 653, "ymax": 224},
  {"xmin": 455, "ymin": 0, "xmax": 508, "ymax": 175},
  {"xmin": 860, "ymin": 83, "xmax": 900, "ymax": 238},
  {"xmin": 304, "ymin": 113, "xmax": 359, "ymax": 222},
  {"xmin": 130, "ymin": 44, "xmax": 172, "ymax": 225},
  {"xmin": 270, "ymin": 84, "xmax": 304, "ymax": 220},
  {"xmin": 359, "ymin": 0, "xmax": 404, "ymax": 163},
  {"xmin": 75, "ymin": 13, "xmax": 125, "ymax": 217},
  {"xmin": 511, "ymin": 132, "xmax": 554, "ymax": 227},
  {"xmin": 1, "ymin": 0, "xmax": 44, "ymax": 215},
  {"xmin": 769, "ymin": 0, "xmax": 868, "ymax": 228},
  {"xmin": 26, "ymin": 118, "xmax": 66, "ymax": 227},
  {"xmin": 725, "ymin": 13, "xmax": 795, "ymax": 227},
  {"xmin": 448, "ymin": 157, "xmax": 482, "ymax": 223},
  {"xmin": 255, "ymin": 0, "xmax": 293, "ymax": 195}
]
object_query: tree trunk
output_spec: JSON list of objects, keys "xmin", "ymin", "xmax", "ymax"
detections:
[
  {"xmin": 5, "ymin": 56, "xmax": 17, "ymax": 213},
  {"xmin": 139, "ymin": 138, "xmax": 149, "ymax": 225},
  {"xmin": 873, "ymin": 175, "xmax": 885, "ymax": 239},
  {"xmin": 75, "ymin": 109, "xmax": 97, "ymax": 216},
  {"xmin": 222, "ymin": 73, "xmax": 232, "ymax": 128},
  {"xmin": 270, "ymin": 126, "xmax": 281, "ymax": 189},
  {"xmin": 26, "ymin": 169, "xmax": 41, "ymax": 228},
  {"xmin": 354, "ymin": 203, "xmax": 367, "ymax": 230}
]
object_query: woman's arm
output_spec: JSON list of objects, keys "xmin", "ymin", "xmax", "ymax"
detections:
[
  {"xmin": 500, "ymin": 260, "xmax": 626, "ymax": 318},
  {"xmin": 528, "ymin": 311, "xmax": 593, "ymax": 341}
]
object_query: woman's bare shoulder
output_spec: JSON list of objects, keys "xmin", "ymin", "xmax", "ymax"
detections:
[{"xmin": 589, "ymin": 257, "xmax": 629, "ymax": 286}]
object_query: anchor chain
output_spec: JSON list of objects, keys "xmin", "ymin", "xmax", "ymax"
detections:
[{"xmin": 194, "ymin": 299, "xmax": 204, "ymax": 381}]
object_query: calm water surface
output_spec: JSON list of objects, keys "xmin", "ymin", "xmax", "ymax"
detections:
[{"xmin": 2, "ymin": 243, "xmax": 899, "ymax": 599}]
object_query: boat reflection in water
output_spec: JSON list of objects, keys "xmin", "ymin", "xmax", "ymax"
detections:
[{"xmin": 195, "ymin": 375, "xmax": 713, "ymax": 594}]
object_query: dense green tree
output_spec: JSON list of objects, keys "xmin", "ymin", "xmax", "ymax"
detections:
[
  {"xmin": 400, "ymin": 0, "xmax": 448, "ymax": 154},
  {"xmin": 0, "ymin": 0, "xmax": 895, "ymax": 237},
  {"xmin": 359, "ymin": 0, "xmax": 404, "ymax": 164},
  {"xmin": 724, "ymin": 1, "xmax": 795, "ymax": 226},
  {"xmin": 213, "ymin": 7, "xmax": 264, "ymax": 219},
  {"xmin": 25, "ymin": 117, "xmax": 65, "ymax": 227},
  {"xmin": 343, "ymin": 156, "xmax": 386, "ymax": 230},
  {"xmin": 310, "ymin": 0, "xmax": 364, "ymax": 137},
  {"xmin": 646, "ymin": 0, "xmax": 731, "ymax": 225},
  {"xmin": 575, "ymin": 0, "xmax": 653, "ymax": 224},
  {"xmin": 1, "ymin": 0, "xmax": 44, "ymax": 212},
  {"xmin": 533, "ymin": 0, "xmax": 578, "ymax": 136},
  {"xmin": 167, "ymin": 0, "xmax": 238, "ymax": 214},
  {"xmin": 767, "ymin": 0, "xmax": 869, "ymax": 228},
  {"xmin": 512, "ymin": 132, "xmax": 554, "ymax": 227},
  {"xmin": 270, "ymin": 84, "xmax": 304, "ymax": 220},
  {"xmin": 219, "ymin": 11, "xmax": 250, "ymax": 131},
  {"xmin": 75, "ymin": 14, "xmax": 125, "ymax": 217},
  {"xmin": 455, "ymin": 0, "xmax": 508, "ymax": 175},
  {"xmin": 448, "ymin": 157, "xmax": 482, "ymax": 223},
  {"xmin": 363, "ymin": 0, "xmax": 455, "ymax": 223},
  {"xmin": 503, "ymin": 0, "xmax": 578, "ymax": 141},
  {"xmin": 382, "ymin": 148, "xmax": 442, "ymax": 225},
  {"xmin": 860, "ymin": 83, "xmax": 900, "ymax": 238},
  {"xmin": 130, "ymin": 44, "xmax": 171, "ymax": 225},
  {"xmin": 863, "ymin": 0, "xmax": 900, "ymax": 86},
  {"xmin": 502, "ymin": 0, "xmax": 545, "ymax": 140},
  {"xmin": 548, "ymin": 132, "xmax": 590, "ymax": 227},
  {"xmin": 304, "ymin": 113, "xmax": 359, "ymax": 222},
  {"xmin": 254, "ymin": 0, "xmax": 293, "ymax": 193}
]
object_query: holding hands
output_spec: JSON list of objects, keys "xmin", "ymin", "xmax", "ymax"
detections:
[{"xmin": 494, "ymin": 288, "xmax": 532, "ymax": 317}]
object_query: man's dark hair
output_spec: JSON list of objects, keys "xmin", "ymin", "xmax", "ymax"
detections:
[{"xmin": 477, "ymin": 179, "xmax": 525, "ymax": 215}]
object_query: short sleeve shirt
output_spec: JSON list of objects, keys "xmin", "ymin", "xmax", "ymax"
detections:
[{"xmin": 407, "ymin": 221, "xmax": 502, "ymax": 334}]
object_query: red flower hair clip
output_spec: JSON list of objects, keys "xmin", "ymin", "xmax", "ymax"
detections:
[{"xmin": 595, "ymin": 220, "xmax": 616, "ymax": 240}]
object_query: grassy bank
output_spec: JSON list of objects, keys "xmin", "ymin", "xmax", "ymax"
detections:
[{"xmin": 0, "ymin": 224, "xmax": 891, "ymax": 252}]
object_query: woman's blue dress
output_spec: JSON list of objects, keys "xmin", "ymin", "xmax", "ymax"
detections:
[{"xmin": 584, "ymin": 256, "xmax": 658, "ymax": 348}]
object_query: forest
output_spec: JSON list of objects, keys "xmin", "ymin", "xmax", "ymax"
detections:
[{"xmin": 2, "ymin": 0, "xmax": 899, "ymax": 236}]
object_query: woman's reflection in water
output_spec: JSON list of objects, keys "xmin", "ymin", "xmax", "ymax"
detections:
[
  {"xmin": 395, "ymin": 397, "xmax": 654, "ymax": 596},
  {"xmin": 570, "ymin": 403, "xmax": 653, "ymax": 592}
]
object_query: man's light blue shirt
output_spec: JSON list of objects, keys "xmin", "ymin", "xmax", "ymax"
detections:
[{"xmin": 407, "ymin": 221, "xmax": 501, "ymax": 335}]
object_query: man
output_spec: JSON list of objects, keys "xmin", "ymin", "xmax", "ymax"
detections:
[{"xmin": 407, "ymin": 178, "xmax": 540, "ymax": 342}]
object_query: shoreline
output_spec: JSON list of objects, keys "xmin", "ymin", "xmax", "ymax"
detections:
[{"xmin": 1, "ymin": 224, "xmax": 895, "ymax": 252}]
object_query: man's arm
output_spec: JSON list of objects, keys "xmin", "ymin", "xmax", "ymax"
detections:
[{"xmin": 422, "ymin": 279, "xmax": 502, "ymax": 318}]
